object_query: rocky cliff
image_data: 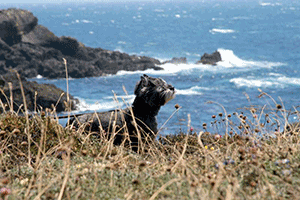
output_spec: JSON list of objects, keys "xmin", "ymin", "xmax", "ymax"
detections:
[{"xmin": 0, "ymin": 8, "xmax": 162, "ymax": 79}]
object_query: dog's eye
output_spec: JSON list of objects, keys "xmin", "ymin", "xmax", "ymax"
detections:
[{"xmin": 148, "ymin": 81, "xmax": 156, "ymax": 86}]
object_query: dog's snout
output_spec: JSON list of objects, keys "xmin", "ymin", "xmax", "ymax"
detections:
[{"xmin": 168, "ymin": 85, "xmax": 175, "ymax": 91}]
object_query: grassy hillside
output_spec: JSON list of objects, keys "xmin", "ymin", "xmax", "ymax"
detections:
[
  {"xmin": 0, "ymin": 74, "xmax": 299, "ymax": 199},
  {"xmin": 0, "ymin": 105, "xmax": 299, "ymax": 199}
]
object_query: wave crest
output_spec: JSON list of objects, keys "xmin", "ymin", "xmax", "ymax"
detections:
[
  {"xmin": 210, "ymin": 28, "xmax": 235, "ymax": 34},
  {"xmin": 230, "ymin": 75, "xmax": 300, "ymax": 88}
]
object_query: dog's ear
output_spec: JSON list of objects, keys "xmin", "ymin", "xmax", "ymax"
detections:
[
  {"xmin": 141, "ymin": 74, "xmax": 157, "ymax": 87},
  {"xmin": 140, "ymin": 74, "xmax": 149, "ymax": 86},
  {"xmin": 135, "ymin": 76, "xmax": 147, "ymax": 95}
]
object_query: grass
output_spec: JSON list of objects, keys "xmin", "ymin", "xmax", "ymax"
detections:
[{"xmin": 0, "ymin": 72, "xmax": 300, "ymax": 199}]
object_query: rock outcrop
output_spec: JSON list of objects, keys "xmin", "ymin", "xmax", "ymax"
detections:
[
  {"xmin": 0, "ymin": 8, "xmax": 162, "ymax": 79},
  {"xmin": 0, "ymin": 73, "xmax": 77, "ymax": 113},
  {"xmin": 162, "ymin": 57, "xmax": 188, "ymax": 64},
  {"xmin": 0, "ymin": 8, "xmax": 38, "ymax": 46},
  {"xmin": 196, "ymin": 51, "xmax": 222, "ymax": 65}
]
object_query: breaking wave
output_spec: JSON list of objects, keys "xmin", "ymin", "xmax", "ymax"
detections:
[
  {"xmin": 116, "ymin": 49, "xmax": 285, "ymax": 76},
  {"xmin": 217, "ymin": 49, "xmax": 285, "ymax": 68}
]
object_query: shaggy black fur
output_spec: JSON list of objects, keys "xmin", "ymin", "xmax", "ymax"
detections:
[{"xmin": 69, "ymin": 74, "xmax": 175, "ymax": 149}]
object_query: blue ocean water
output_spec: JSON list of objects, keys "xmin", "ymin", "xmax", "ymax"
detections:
[{"xmin": 3, "ymin": 0, "xmax": 300, "ymax": 135}]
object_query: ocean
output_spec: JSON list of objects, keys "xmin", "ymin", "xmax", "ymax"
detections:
[{"xmin": 3, "ymin": 0, "xmax": 300, "ymax": 135}]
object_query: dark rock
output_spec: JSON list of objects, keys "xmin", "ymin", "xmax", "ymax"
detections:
[
  {"xmin": 22, "ymin": 24, "xmax": 58, "ymax": 45},
  {"xmin": 0, "ymin": 19, "xmax": 22, "ymax": 46},
  {"xmin": 0, "ymin": 73, "xmax": 78, "ymax": 113},
  {"xmin": 196, "ymin": 51, "xmax": 222, "ymax": 65},
  {"xmin": 0, "ymin": 8, "xmax": 162, "ymax": 79},
  {"xmin": 0, "ymin": 8, "xmax": 38, "ymax": 46},
  {"xmin": 162, "ymin": 57, "xmax": 188, "ymax": 64}
]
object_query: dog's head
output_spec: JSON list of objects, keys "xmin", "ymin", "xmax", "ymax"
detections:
[{"xmin": 134, "ymin": 74, "xmax": 175, "ymax": 107}]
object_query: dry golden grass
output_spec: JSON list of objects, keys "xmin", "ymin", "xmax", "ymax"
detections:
[
  {"xmin": 0, "ymin": 71, "xmax": 300, "ymax": 199},
  {"xmin": 0, "ymin": 98, "xmax": 299, "ymax": 199}
]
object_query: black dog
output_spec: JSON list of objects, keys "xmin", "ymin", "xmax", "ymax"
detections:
[{"xmin": 69, "ymin": 74, "xmax": 175, "ymax": 149}]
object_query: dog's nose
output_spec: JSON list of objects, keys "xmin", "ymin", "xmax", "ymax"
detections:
[{"xmin": 168, "ymin": 85, "xmax": 175, "ymax": 91}]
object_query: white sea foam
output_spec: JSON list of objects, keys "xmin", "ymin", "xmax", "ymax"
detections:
[
  {"xmin": 212, "ymin": 18, "xmax": 224, "ymax": 21},
  {"xmin": 260, "ymin": 2, "xmax": 272, "ymax": 6},
  {"xmin": 116, "ymin": 49, "xmax": 285, "ymax": 76},
  {"xmin": 81, "ymin": 19, "xmax": 93, "ymax": 24},
  {"xmin": 114, "ymin": 47, "xmax": 124, "ymax": 53},
  {"xmin": 210, "ymin": 28, "xmax": 235, "ymax": 34},
  {"xmin": 75, "ymin": 98, "xmax": 127, "ymax": 112},
  {"xmin": 176, "ymin": 86, "xmax": 211, "ymax": 96},
  {"xmin": 154, "ymin": 9, "xmax": 164, "ymax": 12},
  {"xmin": 217, "ymin": 49, "xmax": 285, "ymax": 68},
  {"xmin": 230, "ymin": 78, "xmax": 279, "ymax": 88},
  {"xmin": 71, "ymin": 19, "xmax": 93, "ymax": 24},
  {"xmin": 277, "ymin": 76, "xmax": 300, "ymax": 85},
  {"xmin": 118, "ymin": 41, "xmax": 126, "ymax": 44},
  {"xmin": 157, "ymin": 14, "xmax": 169, "ymax": 18},
  {"xmin": 104, "ymin": 94, "xmax": 135, "ymax": 102},
  {"xmin": 161, "ymin": 63, "xmax": 214, "ymax": 74},
  {"xmin": 260, "ymin": 2, "xmax": 281, "ymax": 6},
  {"xmin": 232, "ymin": 16, "xmax": 251, "ymax": 20},
  {"xmin": 268, "ymin": 73, "xmax": 282, "ymax": 77},
  {"xmin": 36, "ymin": 74, "xmax": 43, "ymax": 79},
  {"xmin": 175, "ymin": 14, "xmax": 181, "ymax": 18},
  {"xmin": 230, "ymin": 76, "xmax": 300, "ymax": 88},
  {"xmin": 176, "ymin": 89, "xmax": 202, "ymax": 96},
  {"xmin": 74, "ymin": 93, "xmax": 135, "ymax": 112},
  {"xmin": 144, "ymin": 42, "xmax": 157, "ymax": 47}
]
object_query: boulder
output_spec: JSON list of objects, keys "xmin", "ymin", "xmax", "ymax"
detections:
[
  {"xmin": 196, "ymin": 51, "xmax": 222, "ymax": 65},
  {"xmin": 0, "ymin": 73, "xmax": 78, "ymax": 113},
  {"xmin": 22, "ymin": 24, "xmax": 58, "ymax": 45},
  {"xmin": 0, "ymin": 19, "xmax": 22, "ymax": 46},
  {"xmin": 0, "ymin": 8, "xmax": 38, "ymax": 45},
  {"xmin": 162, "ymin": 57, "xmax": 188, "ymax": 64}
]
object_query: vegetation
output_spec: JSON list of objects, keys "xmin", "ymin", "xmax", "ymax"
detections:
[{"xmin": 0, "ymin": 73, "xmax": 300, "ymax": 199}]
